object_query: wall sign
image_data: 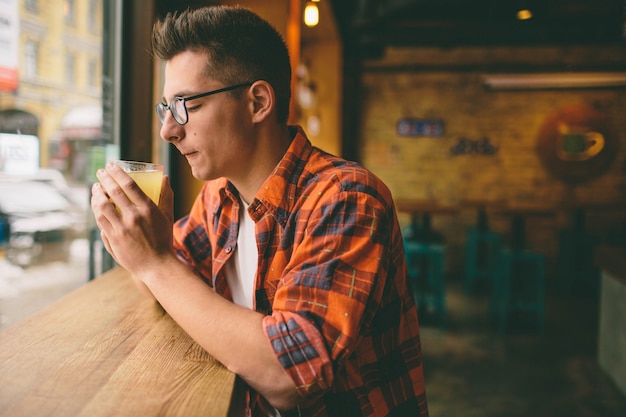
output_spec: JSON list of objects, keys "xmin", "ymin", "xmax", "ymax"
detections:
[
  {"xmin": 396, "ymin": 118, "xmax": 444, "ymax": 137},
  {"xmin": 535, "ymin": 104, "xmax": 618, "ymax": 184},
  {"xmin": 0, "ymin": 133, "xmax": 40, "ymax": 175},
  {"xmin": 450, "ymin": 137, "xmax": 498, "ymax": 156}
]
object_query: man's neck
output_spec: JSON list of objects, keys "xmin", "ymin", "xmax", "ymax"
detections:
[{"xmin": 230, "ymin": 124, "xmax": 293, "ymax": 204}]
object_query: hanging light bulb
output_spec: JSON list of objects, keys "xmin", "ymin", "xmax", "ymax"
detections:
[
  {"xmin": 517, "ymin": 8, "xmax": 533, "ymax": 20},
  {"xmin": 304, "ymin": 1, "xmax": 319, "ymax": 27}
]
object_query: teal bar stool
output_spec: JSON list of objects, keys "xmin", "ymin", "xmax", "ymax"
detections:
[
  {"xmin": 404, "ymin": 239, "xmax": 446, "ymax": 327},
  {"xmin": 557, "ymin": 229, "xmax": 599, "ymax": 295},
  {"xmin": 491, "ymin": 248, "xmax": 546, "ymax": 334},
  {"xmin": 557, "ymin": 207, "xmax": 600, "ymax": 295},
  {"xmin": 464, "ymin": 227, "xmax": 501, "ymax": 295}
]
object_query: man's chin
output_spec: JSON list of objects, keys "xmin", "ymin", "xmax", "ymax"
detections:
[{"xmin": 189, "ymin": 166, "xmax": 216, "ymax": 182}]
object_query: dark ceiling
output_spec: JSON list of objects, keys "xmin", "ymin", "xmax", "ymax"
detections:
[{"xmin": 329, "ymin": 0, "xmax": 626, "ymax": 57}]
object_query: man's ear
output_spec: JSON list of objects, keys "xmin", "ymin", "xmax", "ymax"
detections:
[{"xmin": 249, "ymin": 81, "xmax": 274, "ymax": 123}]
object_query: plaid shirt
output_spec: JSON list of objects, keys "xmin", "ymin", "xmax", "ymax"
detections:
[{"xmin": 173, "ymin": 126, "xmax": 428, "ymax": 417}]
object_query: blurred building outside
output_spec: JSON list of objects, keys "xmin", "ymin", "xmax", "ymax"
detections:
[
  {"xmin": 0, "ymin": 0, "xmax": 109, "ymax": 316},
  {"xmin": 0, "ymin": 0, "xmax": 105, "ymax": 185}
]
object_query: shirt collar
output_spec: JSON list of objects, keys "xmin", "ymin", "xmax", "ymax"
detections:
[
  {"xmin": 254, "ymin": 126, "xmax": 312, "ymax": 224},
  {"xmin": 216, "ymin": 126, "xmax": 313, "ymax": 224}
]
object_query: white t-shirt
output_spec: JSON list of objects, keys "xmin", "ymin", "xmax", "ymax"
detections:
[
  {"xmin": 224, "ymin": 200, "xmax": 285, "ymax": 417},
  {"xmin": 224, "ymin": 199, "xmax": 257, "ymax": 309}
]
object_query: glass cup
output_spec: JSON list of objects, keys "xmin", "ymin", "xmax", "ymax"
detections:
[{"xmin": 113, "ymin": 160, "xmax": 164, "ymax": 205}]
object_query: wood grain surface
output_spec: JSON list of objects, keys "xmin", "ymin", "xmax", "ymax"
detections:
[{"xmin": 0, "ymin": 267, "xmax": 235, "ymax": 417}]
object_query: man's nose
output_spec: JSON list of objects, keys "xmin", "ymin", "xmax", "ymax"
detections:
[{"xmin": 159, "ymin": 112, "xmax": 183, "ymax": 143}]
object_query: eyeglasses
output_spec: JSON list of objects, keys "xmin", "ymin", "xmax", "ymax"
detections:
[{"xmin": 155, "ymin": 82, "xmax": 253, "ymax": 125}]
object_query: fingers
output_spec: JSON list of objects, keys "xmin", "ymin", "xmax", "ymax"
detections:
[
  {"xmin": 159, "ymin": 175, "xmax": 175, "ymax": 223},
  {"xmin": 101, "ymin": 162, "xmax": 156, "ymax": 210},
  {"xmin": 95, "ymin": 165, "xmax": 132, "ymax": 211},
  {"xmin": 99, "ymin": 230, "xmax": 119, "ymax": 264},
  {"xmin": 90, "ymin": 162, "xmax": 173, "ymax": 274},
  {"xmin": 90, "ymin": 185, "xmax": 118, "ymax": 262},
  {"xmin": 90, "ymin": 182, "xmax": 117, "ymax": 231}
]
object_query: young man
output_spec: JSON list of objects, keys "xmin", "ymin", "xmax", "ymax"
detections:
[{"xmin": 91, "ymin": 5, "xmax": 428, "ymax": 417}]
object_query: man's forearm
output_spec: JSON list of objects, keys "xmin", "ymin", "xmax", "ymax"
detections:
[{"xmin": 138, "ymin": 256, "xmax": 301, "ymax": 409}]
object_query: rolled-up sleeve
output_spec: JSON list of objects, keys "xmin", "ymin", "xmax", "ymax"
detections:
[{"xmin": 262, "ymin": 189, "xmax": 390, "ymax": 398}]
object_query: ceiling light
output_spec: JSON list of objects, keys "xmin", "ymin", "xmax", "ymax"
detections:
[
  {"xmin": 517, "ymin": 8, "xmax": 533, "ymax": 20},
  {"xmin": 304, "ymin": 2, "xmax": 319, "ymax": 27},
  {"xmin": 482, "ymin": 72, "xmax": 626, "ymax": 90}
]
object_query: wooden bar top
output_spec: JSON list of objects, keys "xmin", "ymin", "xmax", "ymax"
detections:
[{"xmin": 0, "ymin": 267, "xmax": 235, "ymax": 417}]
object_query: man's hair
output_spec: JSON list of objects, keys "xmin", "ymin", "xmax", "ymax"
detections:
[{"xmin": 152, "ymin": 6, "xmax": 292, "ymax": 124}]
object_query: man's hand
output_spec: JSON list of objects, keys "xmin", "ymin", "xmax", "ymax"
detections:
[{"xmin": 90, "ymin": 161, "xmax": 176, "ymax": 279}]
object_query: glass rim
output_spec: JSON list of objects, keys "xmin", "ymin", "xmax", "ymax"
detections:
[{"xmin": 113, "ymin": 160, "xmax": 164, "ymax": 172}]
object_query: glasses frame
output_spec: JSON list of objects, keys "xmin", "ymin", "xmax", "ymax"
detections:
[{"xmin": 155, "ymin": 82, "xmax": 253, "ymax": 125}]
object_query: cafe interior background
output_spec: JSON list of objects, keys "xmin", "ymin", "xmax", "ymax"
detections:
[{"xmin": 0, "ymin": 0, "xmax": 625, "ymax": 415}]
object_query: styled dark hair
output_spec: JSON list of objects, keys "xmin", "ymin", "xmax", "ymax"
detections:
[{"xmin": 152, "ymin": 6, "xmax": 292, "ymax": 123}]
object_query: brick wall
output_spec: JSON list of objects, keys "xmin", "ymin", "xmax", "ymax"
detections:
[{"xmin": 358, "ymin": 46, "xmax": 626, "ymax": 279}]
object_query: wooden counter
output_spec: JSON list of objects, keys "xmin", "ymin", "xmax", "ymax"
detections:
[{"xmin": 0, "ymin": 267, "xmax": 235, "ymax": 417}]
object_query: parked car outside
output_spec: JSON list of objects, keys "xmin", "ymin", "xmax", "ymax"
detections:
[
  {"xmin": 0, "ymin": 177, "xmax": 88, "ymax": 267},
  {"xmin": 0, "ymin": 168, "xmax": 89, "ymax": 210}
]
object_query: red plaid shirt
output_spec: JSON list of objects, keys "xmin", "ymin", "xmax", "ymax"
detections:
[{"xmin": 173, "ymin": 126, "xmax": 428, "ymax": 417}]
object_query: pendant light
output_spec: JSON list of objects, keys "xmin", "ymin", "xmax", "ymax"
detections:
[{"xmin": 304, "ymin": 0, "xmax": 320, "ymax": 27}]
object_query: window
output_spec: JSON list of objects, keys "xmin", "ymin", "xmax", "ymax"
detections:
[
  {"xmin": 2, "ymin": 0, "xmax": 168, "ymax": 335},
  {"xmin": 25, "ymin": 0, "xmax": 39, "ymax": 14},
  {"xmin": 88, "ymin": 58, "xmax": 98, "ymax": 88},
  {"xmin": 24, "ymin": 40, "xmax": 39, "ymax": 79},
  {"xmin": 64, "ymin": 0, "xmax": 75, "ymax": 26},
  {"xmin": 0, "ymin": 0, "xmax": 114, "ymax": 330},
  {"xmin": 65, "ymin": 52, "xmax": 76, "ymax": 85},
  {"xmin": 88, "ymin": 0, "xmax": 99, "ymax": 33}
]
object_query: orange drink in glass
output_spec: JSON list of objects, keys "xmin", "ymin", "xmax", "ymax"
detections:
[{"xmin": 113, "ymin": 160, "xmax": 164, "ymax": 204}]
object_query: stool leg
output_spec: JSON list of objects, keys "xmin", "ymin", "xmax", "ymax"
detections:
[
  {"xmin": 536, "ymin": 255, "xmax": 546, "ymax": 334},
  {"xmin": 497, "ymin": 251, "xmax": 511, "ymax": 334},
  {"xmin": 435, "ymin": 249, "xmax": 446, "ymax": 328},
  {"xmin": 489, "ymin": 249, "xmax": 504, "ymax": 319},
  {"xmin": 406, "ymin": 242, "xmax": 446, "ymax": 328},
  {"xmin": 405, "ymin": 247, "xmax": 422, "ymax": 310},
  {"xmin": 496, "ymin": 250, "xmax": 546, "ymax": 335},
  {"xmin": 465, "ymin": 231, "xmax": 478, "ymax": 294},
  {"xmin": 467, "ymin": 230, "xmax": 501, "ymax": 296}
]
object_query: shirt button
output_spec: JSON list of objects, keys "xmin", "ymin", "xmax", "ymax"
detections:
[{"xmin": 225, "ymin": 246, "xmax": 233, "ymax": 253}]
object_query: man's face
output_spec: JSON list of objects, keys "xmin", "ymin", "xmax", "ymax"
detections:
[{"xmin": 159, "ymin": 50, "xmax": 253, "ymax": 181}]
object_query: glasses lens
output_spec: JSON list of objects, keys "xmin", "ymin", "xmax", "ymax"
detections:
[
  {"xmin": 173, "ymin": 98, "xmax": 187, "ymax": 125},
  {"xmin": 155, "ymin": 103, "xmax": 166, "ymax": 123}
]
